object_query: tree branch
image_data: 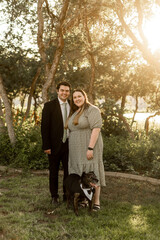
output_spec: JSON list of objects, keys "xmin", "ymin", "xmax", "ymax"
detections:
[
  {"xmin": 83, "ymin": 8, "xmax": 95, "ymax": 103},
  {"xmin": 145, "ymin": 111, "xmax": 160, "ymax": 135},
  {"xmin": 131, "ymin": 95, "xmax": 138, "ymax": 127},
  {"xmin": 115, "ymin": 0, "xmax": 160, "ymax": 71},
  {"xmin": 42, "ymin": 0, "xmax": 70, "ymax": 103},
  {"xmin": 135, "ymin": 0, "xmax": 148, "ymax": 46},
  {"xmin": 37, "ymin": 0, "xmax": 47, "ymax": 65}
]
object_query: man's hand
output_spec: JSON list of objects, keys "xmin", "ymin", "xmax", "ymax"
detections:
[{"xmin": 44, "ymin": 149, "xmax": 51, "ymax": 155}]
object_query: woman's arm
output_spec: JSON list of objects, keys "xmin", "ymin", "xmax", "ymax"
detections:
[{"xmin": 87, "ymin": 128, "xmax": 101, "ymax": 160}]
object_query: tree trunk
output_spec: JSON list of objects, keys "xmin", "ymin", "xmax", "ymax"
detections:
[
  {"xmin": 83, "ymin": 10, "xmax": 95, "ymax": 104},
  {"xmin": 115, "ymin": 113, "xmax": 135, "ymax": 139},
  {"xmin": 121, "ymin": 94, "xmax": 126, "ymax": 111},
  {"xmin": 145, "ymin": 111, "xmax": 160, "ymax": 135},
  {"xmin": 131, "ymin": 96, "xmax": 138, "ymax": 127},
  {"xmin": 50, "ymin": 80, "xmax": 56, "ymax": 95},
  {"xmin": 20, "ymin": 93, "xmax": 26, "ymax": 113},
  {"xmin": 0, "ymin": 75, "xmax": 16, "ymax": 146},
  {"xmin": 24, "ymin": 67, "xmax": 41, "ymax": 120},
  {"xmin": 0, "ymin": 98, "xmax": 5, "ymax": 133},
  {"xmin": 37, "ymin": 0, "xmax": 70, "ymax": 103}
]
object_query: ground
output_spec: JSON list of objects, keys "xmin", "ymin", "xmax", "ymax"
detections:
[{"xmin": 1, "ymin": 167, "xmax": 160, "ymax": 240}]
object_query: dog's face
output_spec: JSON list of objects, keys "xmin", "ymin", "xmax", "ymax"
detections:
[{"xmin": 81, "ymin": 171, "xmax": 98, "ymax": 188}]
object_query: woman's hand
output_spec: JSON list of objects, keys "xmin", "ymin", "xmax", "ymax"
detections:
[
  {"xmin": 87, "ymin": 150, "xmax": 93, "ymax": 160},
  {"xmin": 90, "ymin": 182, "xmax": 98, "ymax": 188}
]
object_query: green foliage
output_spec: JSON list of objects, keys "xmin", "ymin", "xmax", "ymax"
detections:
[
  {"xmin": 0, "ymin": 47, "xmax": 41, "ymax": 99},
  {"xmin": 1, "ymin": 110, "xmax": 160, "ymax": 178},
  {"xmin": 13, "ymin": 124, "xmax": 48, "ymax": 170},
  {"xmin": 101, "ymin": 100, "xmax": 129, "ymax": 137},
  {"xmin": 0, "ymin": 118, "xmax": 48, "ymax": 170},
  {"xmin": 103, "ymin": 131, "xmax": 160, "ymax": 177},
  {"xmin": 146, "ymin": 130, "xmax": 160, "ymax": 178},
  {"xmin": 0, "ymin": 131, "xmax": 15, "ymax": 165}
]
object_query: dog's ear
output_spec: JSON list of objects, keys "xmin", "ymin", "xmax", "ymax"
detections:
[{"xmin": 81, "ymin": 172, "xmax": 86, "ymax": 177}]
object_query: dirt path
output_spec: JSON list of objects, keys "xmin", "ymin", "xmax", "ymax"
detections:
[{"xmin": 1, "ymin": 165, "xmax": 160, "ymax": 185}]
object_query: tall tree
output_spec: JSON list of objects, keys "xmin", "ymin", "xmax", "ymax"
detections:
[
  {"xmin": 0, "ymin": 75, "xmax": 16, "ymax": 145},
  {"xmin": 37, "ymin": 0, "xmax": 70, "ymax": 103}
]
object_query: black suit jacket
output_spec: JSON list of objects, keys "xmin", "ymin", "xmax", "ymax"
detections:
[{"xmin": 41, "ymin": 98, "xmax": 67, "ymax": 155}]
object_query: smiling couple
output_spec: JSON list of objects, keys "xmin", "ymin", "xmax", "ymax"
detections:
[{"xmin": 41, "ymin": 81, "xmax": 106, "ymax": 211}]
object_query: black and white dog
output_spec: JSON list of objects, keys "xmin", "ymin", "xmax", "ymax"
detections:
[{"xmin": 64, "ymin": 171, "xmax": 98, "ymax": 216}]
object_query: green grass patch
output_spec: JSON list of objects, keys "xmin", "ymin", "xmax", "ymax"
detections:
[{"xmin": 1, "ymin": 171, "xmax": 160, "ymax": 240}]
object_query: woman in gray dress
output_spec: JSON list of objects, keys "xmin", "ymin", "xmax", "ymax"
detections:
[{"xmin": 67, "ymin": 89, "xmax": 106, "ymax": 211}]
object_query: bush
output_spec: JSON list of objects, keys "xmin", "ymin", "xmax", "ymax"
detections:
[
  {"xmin": 103, "ymin": 133, "xmax": 160, "ymax": 177},
  {"xmin": 0, "ymin": 132, "xmax": 15, "ymax": 165},
  {"xmin": 13, "ymin": 124, "xmax": 48, "ymax": 170},
  {"xmin": 1, "ymin": 114, "xmax": 160, "ymax": 178},
  {"xmin": 0, "ymin": 121, "xmax": 48, "ymax": 170},
  {"xmin": 103, "ymin": 135, "xmax": 136, "ymax": 173},
  {"xmin": 101, "ymin": 100, "xmax": 129, "ymax": 137}
]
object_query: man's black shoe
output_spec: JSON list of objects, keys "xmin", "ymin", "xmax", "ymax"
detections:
[{"xmin": 51, "ymin": 197, "xmax": 59, "ymax": 205}]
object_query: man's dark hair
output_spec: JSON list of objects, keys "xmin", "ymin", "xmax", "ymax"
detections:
[{"xmin": 56, "ymin": 81, "xmax": 71, "ymax": 90}]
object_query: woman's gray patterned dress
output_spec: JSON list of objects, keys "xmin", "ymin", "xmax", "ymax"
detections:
[{"xmin": 68, "ymin": 105, "xmax": 106, "ymax": 186}]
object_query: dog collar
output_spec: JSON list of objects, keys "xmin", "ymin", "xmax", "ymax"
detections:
[{"xmin": 80, "ymin": 184, "xmax": 93, "ymax": 201}]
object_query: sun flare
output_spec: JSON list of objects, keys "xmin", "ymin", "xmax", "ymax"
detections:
[{"xmin": 143, "ymin": 10, "xmax": 160, "ymax": 53}]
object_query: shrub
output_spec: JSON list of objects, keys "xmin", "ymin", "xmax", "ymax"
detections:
[
  {"xmin": 0, "ymin": 120, "xmax": 48, "ymax": 170},
  {"xmin": 103, "ymin": 135, "xmax": 135, "ymax": 173},
  {"xmin": 0, "ymin": 132, "xmax": 15, "ymax": 165},
  {"xmin": 101, "ymin": 100, "xmax": 129, "ymax": 137},
  {"xmin": 103, "ymin": 134, "xmax": 157, "ymax": 176},
  {"xmin": 1, "ymin": 113, "xmax": 160, "ymax": 178},
  {"xmin": 12, "ymin": 124, "xmax": 48, "ymax": 170}
]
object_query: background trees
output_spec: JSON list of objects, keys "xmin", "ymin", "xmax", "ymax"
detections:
[{"xmin": 0, "ymin": 0, "xmax": 160, "ymax": 143}]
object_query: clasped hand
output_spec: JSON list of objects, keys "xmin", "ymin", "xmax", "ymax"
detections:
[{"xmin": 44, "ymin": 149, "xmax": 51, "ymax": 155}]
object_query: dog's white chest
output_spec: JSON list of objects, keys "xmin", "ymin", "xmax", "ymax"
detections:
[{"xmin": 80, "ymin": 184, "xmax": 94, "ymax": 201}]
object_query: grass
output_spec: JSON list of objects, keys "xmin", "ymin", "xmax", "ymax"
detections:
[{"xmin": 1, "ymin": 170, "xmax": 160, "ymax": 240}]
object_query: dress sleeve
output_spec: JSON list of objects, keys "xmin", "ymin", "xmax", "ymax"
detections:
[{"xmin": 87, "ymin": 105, "xmax": 102, "ymax": 129}]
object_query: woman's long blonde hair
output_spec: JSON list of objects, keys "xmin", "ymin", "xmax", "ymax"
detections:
[{"xmin": 66, "ymin": 89, "xmax": 90, "ymax": 127}]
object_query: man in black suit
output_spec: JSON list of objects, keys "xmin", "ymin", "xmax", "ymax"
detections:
[{"xmin": 41, "ymin": 81, "xmax": 71, "ymax": 204}]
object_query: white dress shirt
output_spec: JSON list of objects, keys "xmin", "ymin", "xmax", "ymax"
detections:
[{"xmin": 58, "ymin": 97, "xmax": 70, "ymax": 138}]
